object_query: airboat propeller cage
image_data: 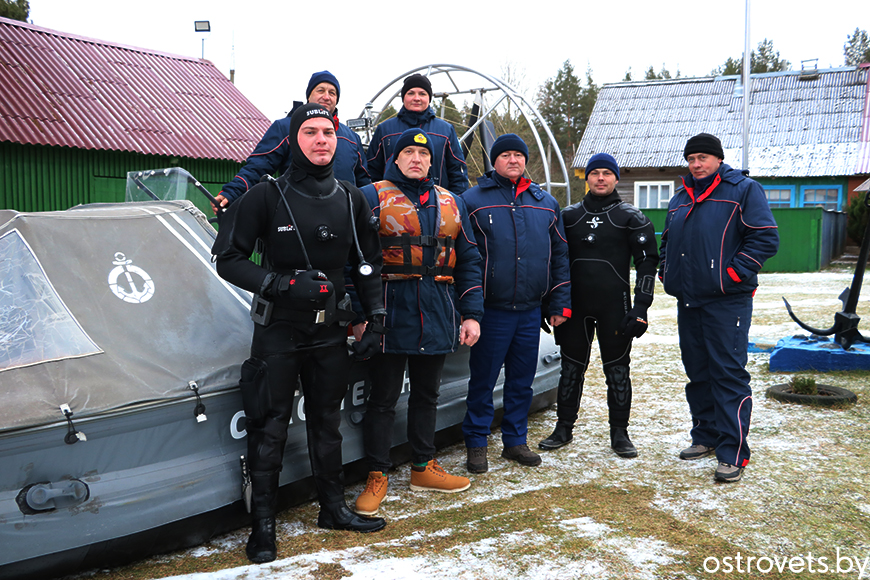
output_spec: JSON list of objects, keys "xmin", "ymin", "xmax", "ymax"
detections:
[{"xmin": 355, "ymin": 64, "xmax": 573, "ymax": 204}]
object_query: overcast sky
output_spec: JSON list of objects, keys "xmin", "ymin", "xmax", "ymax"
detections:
[{"xmin": 26, "ymin": 0, "xmax": 870, "ymax": 123}]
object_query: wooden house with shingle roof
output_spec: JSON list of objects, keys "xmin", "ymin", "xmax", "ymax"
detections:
[
  {"xmin": 572, "ymin": 66, "xmax": 870, "ymax": 271},
  {"xmin": 573, "ymin": 66, "xmax": 870, "ymax": 213}
]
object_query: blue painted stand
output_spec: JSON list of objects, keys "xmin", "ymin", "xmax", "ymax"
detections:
[{"xmin": 769, "ymin": 335, "xmax": 870, "ymax": 371}]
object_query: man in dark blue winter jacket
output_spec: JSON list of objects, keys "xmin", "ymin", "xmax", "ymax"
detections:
[
  {"xmin": 366, "ymin": 73, "xmax": 468, "ymax": 194},
  {"xmin": 215, "ymin": 71, "xmax": 370, "ymax": 208},
  {"xmin": 460, "ymin": 133, "xmax": 572, "ymax": 473},
  {"xmin": 659, "ymin": 133, "xmax": 778, "ymax": 483},
  {"xmin": 353, "ymin": 128, "xmax": 483, "ymax": 517}
]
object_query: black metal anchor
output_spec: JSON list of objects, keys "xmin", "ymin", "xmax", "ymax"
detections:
[{"xmin": 783, "ymin": 190, "xmax": 870, "ymax": 350}]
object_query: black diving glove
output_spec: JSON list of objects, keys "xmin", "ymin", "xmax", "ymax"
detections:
[
  {"xmin": 269, "ymin": 270, "xmax": 334, "ymax": 303},
  {"xmin": 352, "ymin": 315, "xmax": 387, "ymax": 361},
  {"xmin": 620, "ymin": 306, "xmax": 649, "ymax": 338}
]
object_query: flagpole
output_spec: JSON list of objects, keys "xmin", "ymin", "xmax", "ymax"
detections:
[{"xmin": 742, "ymin": 0, "xmax": 751, "ymax": 172}]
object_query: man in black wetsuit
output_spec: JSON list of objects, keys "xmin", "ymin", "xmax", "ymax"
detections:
[
  {"xmin": 213, "ymin": 103, "xmax": 387, "ymax": 564},
  {"xmin": 538, "ymin": 153, "xmax": 659, "ymax": 458}
]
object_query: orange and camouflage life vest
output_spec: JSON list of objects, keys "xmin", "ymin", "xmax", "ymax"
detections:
[{"xmin": 373, "ymin": 181, "xmax": 462, "ymax": 283}]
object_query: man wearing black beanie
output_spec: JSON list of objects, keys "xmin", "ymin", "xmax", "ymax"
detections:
[
  {"xmin": 214, "ymin": 103, "xmax": 387, "ymax": 563},
  {"xmin": 659, "ymin": 133, "xmax": 779, "ymax": 483},
  {"xmin": 539, "ymin": 153, "xmax": 659, "ymax": 459},
  {"xmin": 367, "ymin": 73, "xmax": 469, "ymax": 194},
  {"xmin": 461, "ymin": 133, "xmax": 571, "ymax": 473}
]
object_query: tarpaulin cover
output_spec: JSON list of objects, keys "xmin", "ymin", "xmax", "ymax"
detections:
[{"xmin": 0, "ymin": 201, "xmax": 253, "ymax": 432}]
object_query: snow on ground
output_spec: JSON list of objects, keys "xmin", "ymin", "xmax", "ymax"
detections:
[{"xmin": 71, "ymin": 271, "xmax": 870, "ymax": 580}]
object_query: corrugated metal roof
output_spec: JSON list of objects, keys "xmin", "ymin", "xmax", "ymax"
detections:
[
  {"xmin": 574, "ymin": 68, "xmax": 869, "ymax": 177},
  {"xmin": 0, "ymin": 17, "xmax": 270, "ymax": 162}
]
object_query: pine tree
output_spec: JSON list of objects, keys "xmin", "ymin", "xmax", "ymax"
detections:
[
  {"xmin": 844, "ymin": 28, "xmax": 870, "ymax": 66},
  {"xmin": 0, "ymin": 0, "xmax": 29, "ymax": 21}
]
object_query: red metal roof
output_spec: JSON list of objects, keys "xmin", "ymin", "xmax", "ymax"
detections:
[{"xmin": 0, "ymin": 17, "xmax": 270, "ymax": 163}]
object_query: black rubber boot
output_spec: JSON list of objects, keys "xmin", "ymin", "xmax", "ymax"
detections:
[
  {"xmin": 245, "ymin": 471, "xmax": 280, "ymax": 563},
  {"xmin": 246, "ymin": 516, "xmax": 277, "ymax": 563},
  {"xmin": 610, "ymin": 426, "xmax": 638, "ymax": 458},
  {"xmin": 317, "ymin": 500, "xmax": 386, "ymax": 533},
  {"xmin": 538, "ymin": 421, "xmax": 574, "ymax": 450}
]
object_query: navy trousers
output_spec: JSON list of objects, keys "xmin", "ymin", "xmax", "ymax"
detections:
[
  {"xmin": 677, "ymin": 294, "xmax": 754, "ymax": 467},
  {"xmin": 463, "ymin": 307, "xmax": 540, "ymax": 448}
]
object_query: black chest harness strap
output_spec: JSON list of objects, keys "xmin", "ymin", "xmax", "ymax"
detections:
[{"xmin": 379, "ymin": 234, "xmax": 455, "ymax": 277}]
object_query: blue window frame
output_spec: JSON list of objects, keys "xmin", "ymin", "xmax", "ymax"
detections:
[
  {"xmin": 799, "ymin": 185, "xmax": 843, "ymax": 211},
  {"xmin": 763, "ymin": 186, "xmax": 795, "ymax": 208}
]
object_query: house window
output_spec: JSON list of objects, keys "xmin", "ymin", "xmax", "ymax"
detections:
[
  {"xmin": 799, "ymin": 185, "xmax": 842, "ymax": 211},
  {"xmin": 634, "ymin": 181, "xmax": 673, "ymax": 209},
  {"xmin": 763, "ymin": 186, "xmax": 794, "ymax": 208}
]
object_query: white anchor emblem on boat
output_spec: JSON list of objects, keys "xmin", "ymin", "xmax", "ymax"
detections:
[
  {"xmin": 587, "ymin": 217, "xmax": 602, "ymax": 229},
  {"xmin": 108, "ymin": 252, "xmax": 155, "ymax": 304}
]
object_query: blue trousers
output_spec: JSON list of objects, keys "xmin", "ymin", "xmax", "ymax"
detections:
[
  {"xmin": 678, "ymin": 295, "xmax": 754, "ymax": 467},
  {"xmin": 463, "ymin": 307, "xmax": 540, "ymax": 448}
]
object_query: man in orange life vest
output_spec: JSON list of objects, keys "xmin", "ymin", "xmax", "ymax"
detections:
[{"xmin": 352, "ymin": 128, "xmax": 484, "ymax": 517}]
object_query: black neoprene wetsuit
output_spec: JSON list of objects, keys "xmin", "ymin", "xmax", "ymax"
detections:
[{"xmin": 553, "ymin": 190, "xmax": 659, "ymax": 428}]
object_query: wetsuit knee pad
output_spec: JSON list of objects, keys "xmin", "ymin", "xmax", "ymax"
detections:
[
  {"xmin": 250, "ymin": 417, "xmax": 291, "ymax": 473},
  {"xmin": 604, "ymin": 364, "xmax": 632, "ymax": 409},
  {"xmin": 239, "ymin": 357, "xmax": 269, "ymax": 421}
]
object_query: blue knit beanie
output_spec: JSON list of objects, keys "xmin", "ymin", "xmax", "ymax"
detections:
[
  {"xmin": 489, "ymin": 133, "xmax": 529, "ymax": 165},
  {"xmin": 306, "ymin": 71, "xmax": 340, "ymax": 102},
  {"xmin": 584, "ymin": 153, "xmax": 620, "ymax": 180},
  {"xmin": 393, "ymin": 128, "xmax": 434, "ymax": 158}
]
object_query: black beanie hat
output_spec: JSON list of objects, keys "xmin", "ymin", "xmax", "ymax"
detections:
[
  {"xmin": 393, "ymin": 128, "xmax": 434, "ymax": 158},
  {"xmin": 584, "ymin": 153, "xmax": 620, "ymax": 180},
  {"xmin": 306, "ymin": 70, "xmax": 340, "ymax": 102},
  {"xmin": 684, "ymin": 133, "xmax": 724, "ymax": 160},
  {"xmin": 489, "ymin": 133, "xmax": 529, "ymax": 165},
  {"xmin": 401, "ymin": 73, "xmax": 433, "ymax": 100},
  {"xmin": 288, "ymin": 103, "xmax": 335, "ymax": 178}
]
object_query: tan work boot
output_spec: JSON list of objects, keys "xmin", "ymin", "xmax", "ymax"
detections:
[
  {"xmin": 409, "ymin": 460, "xmax": 471, "ymax": 493},
  {"xmin": 354, "ymin": 471, "xmax": 388, "ymax": 515}
]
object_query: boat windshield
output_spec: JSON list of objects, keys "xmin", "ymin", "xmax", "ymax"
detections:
[{"xmin": 0, "ymin": 230, "xmax": 101, "ymax": 372}]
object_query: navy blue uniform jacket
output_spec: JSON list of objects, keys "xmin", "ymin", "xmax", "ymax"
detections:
[
  {"xmin": 659, "ymin": 163, "xmax": 779, "ymax": 307},
  {"xmin": 461, "ymin": 171, "xmax": 571, "ymax": 317},
  {"xmin": 221, "ymin": 112, "xmax": 370, "ymax": 203},
  {"xmin": 366, "ymin": 106, "xmax": 469, "ymax": 194}
]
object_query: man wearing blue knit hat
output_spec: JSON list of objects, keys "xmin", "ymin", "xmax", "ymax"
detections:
[
  {"xmin": 538, "ymin": 153, "xmax": 659, "ymax": 459},
  {"xmin": 461, "ymin": 133, "xmax": 572, "ymax": 473},
  {"xmin": 216, "ymin": 70, "xmax": 370, "ymax": 208}
]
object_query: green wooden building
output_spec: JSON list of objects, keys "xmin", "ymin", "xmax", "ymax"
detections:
[{"xmin": 0, "ymin": 16, "xmax": 271, "ymax": 212}]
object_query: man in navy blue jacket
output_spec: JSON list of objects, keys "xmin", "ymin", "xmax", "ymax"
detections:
[
  {"xmin": 215, "ymin": 71, "xmax": 370, "ymax": 208},
  {"xmin": 461, "ymin": 134, "xmax": 571, "ymax": 473},
  {"xmin": 366, "ymin": 73, "xmax": 469, "ymax": 194},
  {"xmin": 659, "ymin": 133, "xmax": 778, "ymax": 483},
  {"xmin": 353, "ymin": 128, "xmax": 483, "ymax": 517}
]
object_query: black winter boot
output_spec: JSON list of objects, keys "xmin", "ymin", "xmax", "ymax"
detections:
[
  {"xmin": 538, "ymin": 421, "xmax": 574, "ymax": 450},
  {"xmin": 610, "ymin": 426, "xmax": 637, "ymax": 458},
  {"xmin": 245, "ymin": 516, "xmax": 277, "ymax": 563},
  {"xmin": 245, "ymin": 471, "xmax": 280, "ymax": 563},
  {"xmin": 318, "ymin": 500, "xmax": 386, "ymax": 533}
]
